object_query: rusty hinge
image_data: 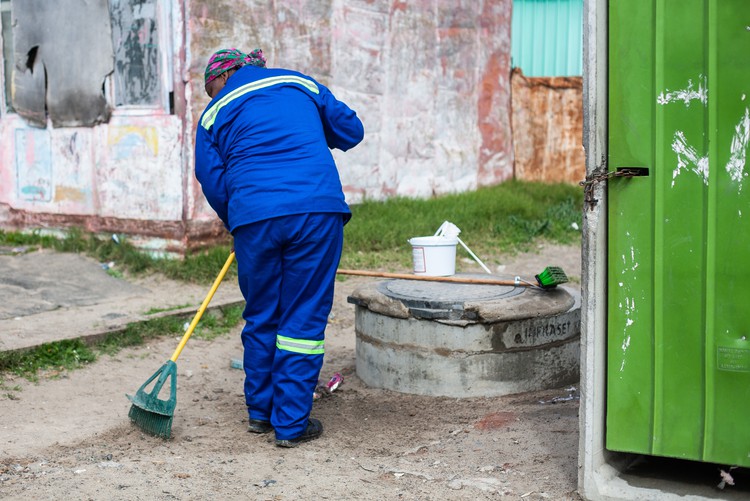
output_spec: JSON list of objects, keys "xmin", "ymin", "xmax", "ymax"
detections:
[{"xmin": 579, "ymin": 167, "xmax": 649, "ymax": 210}]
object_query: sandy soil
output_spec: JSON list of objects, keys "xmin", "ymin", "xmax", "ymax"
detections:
[{"xmin": 0, "ymin": 244, "xmax": 583, "ymax": 500}]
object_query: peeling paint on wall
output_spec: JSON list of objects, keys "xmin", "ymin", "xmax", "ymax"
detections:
[
  {"xmin": 53, "ymin": 186, "xmax": 86, "ymax": 203},
  {"xmin": 727, "ymin": 107, "xmax": 750, "ymax": 194},
  {"xmin": 110, "ymin": 0, "xmax": 162, "ymax": 106},
  {"xmin": 617, "ymin": 238, "xmax": 639, "ymax": 374},
  {"xmin": 658, "ymin": 75, "xmax": 710, "ymax": 188},
  {"xmin": 98, "ymin": 119, "xmax": 183, "ymax": 221},
  {"xmin": 670, "ymin": 130, "xmax": 709, "ymax": 187},
  {"xmin": 659, "ymin": 76, "xmax": 750, "ymax": 193},
  {"xmin": 657, "ymin": 75, "xmax": 707, "ymax": 107}
]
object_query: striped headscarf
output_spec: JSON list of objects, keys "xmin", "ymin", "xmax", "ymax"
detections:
[{"xmin": 204, "ymin": 48, "xmax": 267, "ymax": 86}]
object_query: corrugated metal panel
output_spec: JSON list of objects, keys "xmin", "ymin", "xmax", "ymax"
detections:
[
  {"xmin": 511, "ymin": 0, "xmax": 583, "ymax": 77},
  {"xmin": 607, "ymin": 0, "xmax": 750, "ymax": 468}
]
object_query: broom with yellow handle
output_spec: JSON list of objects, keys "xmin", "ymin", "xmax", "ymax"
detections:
[{"xmin": 127, "ymin": 251, "xmax": 236, "ymax": 438}]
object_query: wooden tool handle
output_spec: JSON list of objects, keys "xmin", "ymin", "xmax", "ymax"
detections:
[{"xmin": 336, "ymin": 268, "xmax": 531, "ymax": 287}]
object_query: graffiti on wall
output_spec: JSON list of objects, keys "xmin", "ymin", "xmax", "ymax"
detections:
[
  {"xmin": 109, "ymin": 126, "xmax": 159, "ymax": 160},
  {"xmin": 15, "ymin": 128, "xmax": 52, "ymax": 202},
  {"xmin": 97, "ymin": 122, "xmax": 183, "ymax": 222}
]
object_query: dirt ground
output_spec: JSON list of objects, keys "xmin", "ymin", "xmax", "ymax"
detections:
[{"xmin": 0, "ymin": 243, "xmax": 583, "ymax": 500}]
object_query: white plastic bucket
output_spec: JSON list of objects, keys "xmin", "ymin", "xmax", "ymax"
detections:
[{"xmin": 408, "ymin": 236, "xmax": 458, "ymax": 276}]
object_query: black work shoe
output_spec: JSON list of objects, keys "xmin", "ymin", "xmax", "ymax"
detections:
[
  {"xmin": 248, "ymin": 418, "xmax": 273, "ymax": 434},
  {"xmin": 275, "ymin": 418, "xmax": 323, "ymax": 448}
]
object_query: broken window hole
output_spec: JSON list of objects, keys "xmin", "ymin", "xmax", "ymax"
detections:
[{"xmin": 25, "ymin": 45, "xmax": 38, "ymax": 73}]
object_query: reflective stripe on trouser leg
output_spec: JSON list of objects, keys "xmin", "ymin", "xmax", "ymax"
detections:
[
  {"xmin": 271, "ymin": 213, "xmax": 343, "ymax": 440},
  {"xmin": 276, "ymin": 335, "xmax": 325, "ymax": 355}
]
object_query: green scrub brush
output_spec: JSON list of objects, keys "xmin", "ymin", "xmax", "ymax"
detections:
[{"xmin": 535, "ymin": 266, "xmax": 569, "ymax": 289}]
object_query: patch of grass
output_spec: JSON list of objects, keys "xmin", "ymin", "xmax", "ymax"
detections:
[
  {"xmin": 191, "ymin": 305, "xmax": 244, "ymax": 341},
  {"xmin": 341, "ymin": 180, "xmax": 582, "ymax": 269},
  {"xmin": 94, "ymin": 315, "xmax": 188, "ymax": 357},
  {"xmin": 145, "ymin": 304, "xmax": 193, "ymax": 315},
  {"xmin": 0, "ymin": 340, "xmax": 97, "ymax": 381},
  {"xmin": 106, "ymin": 268, "xmax": 124, "ymax": 279},
  {"xmin": 0, "ymin": 305, "xmax": 245, "ymax": 379},
  {"xmin": 157, "ymin": 245, "xmax": 236, "ymax": 283},
  {"xmin": 0, "ymin": 377, "xmax": 23, "ymax": 400}
]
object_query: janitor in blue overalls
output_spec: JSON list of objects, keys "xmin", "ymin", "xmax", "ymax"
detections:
[{"xmin": 195, "ymin": 48, "xmax": 364, "ymax": 447}]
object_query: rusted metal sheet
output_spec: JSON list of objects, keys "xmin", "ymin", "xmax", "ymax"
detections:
[{"xmin": 510, "ymin": 68, "xmax": 585, "ymax": 184}]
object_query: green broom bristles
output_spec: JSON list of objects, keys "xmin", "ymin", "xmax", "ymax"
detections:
[
  {"xmin": 535, "ymin": 266, "xmax": 568, "ymax": 288},
  {"xmin": 128, "ymin": 404, "xmax": 174, "ymax": 439},
  {"xmin": 127, "ymin": 360, "xmax": 178, "ymax": 439}
]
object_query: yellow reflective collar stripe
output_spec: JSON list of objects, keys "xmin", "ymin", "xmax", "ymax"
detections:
[
  {"xmin": 276, "ymin": 335, "xmax": 325, "ymax": 355},
  {"xmin": 200, "ymin": 75, "xmax": 320, "ymax": 130}
]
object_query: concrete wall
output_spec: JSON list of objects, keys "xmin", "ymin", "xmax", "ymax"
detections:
[
  {"xmin": 1, "ymin": 0, "xmax": 580, "ymax": 253},
  {"xmin": 187, "ymin": 0, "xmax": 515, "ymax": 210},
  {"xmin": 0, "ymin": 0, "xmax": 194, "ymax": 254}
]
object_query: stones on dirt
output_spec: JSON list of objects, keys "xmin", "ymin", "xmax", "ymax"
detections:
[
  {"xmin": 253, "ymin": 479, "xmax": 277, "ymax": 488},
  {"xmin": 447, "ymin": 476, "xmax": 508, "ymax": 493},
  {"xmin": 97, "ymin": 461, "xmax": 122, "ymax": 469}
]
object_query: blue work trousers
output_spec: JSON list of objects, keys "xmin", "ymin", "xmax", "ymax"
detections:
[{"xmin": 232, "ymin": 213, "xmax": 344, "ymax": 440}]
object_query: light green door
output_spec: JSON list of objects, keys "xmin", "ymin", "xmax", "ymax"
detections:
[{"xmin": 607, "ymin": 0, "xmax": 750, "ymax": 466}]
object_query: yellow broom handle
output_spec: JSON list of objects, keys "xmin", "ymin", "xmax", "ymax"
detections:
[{"xmin": 170, "ymin": 251, "xmax": 236, "ymax": 362}]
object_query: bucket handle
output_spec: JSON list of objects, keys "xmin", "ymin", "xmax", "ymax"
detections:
[{"xmin": 435, "ymin": 221, "xmax": 492, "ymax": 274}]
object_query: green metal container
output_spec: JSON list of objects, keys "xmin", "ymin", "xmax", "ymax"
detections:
[{"xmin": 607, "ymin": 0, "xmax": 750, "ymax": 466}]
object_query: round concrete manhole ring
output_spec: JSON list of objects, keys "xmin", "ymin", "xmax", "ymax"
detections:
[{"xmin": 349, "ymin": 278, "xmax": 581, "ymax": 398}]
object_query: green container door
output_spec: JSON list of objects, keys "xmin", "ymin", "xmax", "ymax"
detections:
[{"xmin": 607, "ymin": 0, "xmax": 750, "ymax": 466}]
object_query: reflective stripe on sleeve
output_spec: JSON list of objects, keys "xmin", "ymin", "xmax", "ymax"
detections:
[
  {"xmin": 201, "ymin": 75, "xmax": 320, "ymax": 130},
  {"xmin": 276, "ymin": 335, "xmax": 325, "ymax": 355}
]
